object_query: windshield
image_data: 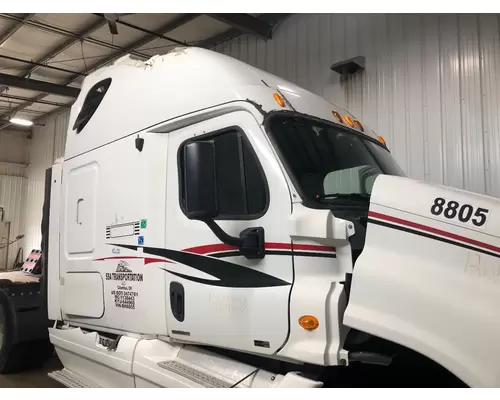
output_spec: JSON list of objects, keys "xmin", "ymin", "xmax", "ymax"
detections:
[{"xmin": 266, "ymin": 114, "xmax": 405, "ymax": 203}]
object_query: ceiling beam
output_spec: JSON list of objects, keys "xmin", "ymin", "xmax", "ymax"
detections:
[
  {"xmin": 93, "ymin": 13, "xmax": 188, "ymax": 46},
  {"xmin": 0, "ymin": 73, "xmax": 80, "ymax": 98},
  {"xmin": 0, "ymin": 14, "xmax": 150, "ymax": 59},
  {"xmin": 0, "ymin": 13, "xmax": 35, "ymax": 46},
  {"xmin": 0, "ymin": 54, "xmax": 86, "ymax": 77},
  {"xmin": 200, "ymin": 14, "xmax": 290, "ymax": 49},
  {"xmin": 0, "ymin": 13, "xmax": 200, "ymax": 131},
  {"xmin": 206, "ymin": 14, "xmax": 273, "ymax": 40},
  {"xmin": 0, "ymin": 18, "xmax": 101, "ymax": 94},
  {"xmin": 0, "ymin": 94, "xmax": 71, "ymax": 108},
  {"xmin": 21, "ymin": 18, "xmax": 106, "ymax": 77}
]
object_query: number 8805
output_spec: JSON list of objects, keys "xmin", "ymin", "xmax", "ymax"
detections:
[{"xmin": 430, "ymin": 197, "xmax": 489, "ymax": 227}]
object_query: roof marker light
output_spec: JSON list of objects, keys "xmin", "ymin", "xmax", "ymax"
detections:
[
  {"xmin": 332, "ymin": 110, "xmax": 343, "ymax": 124},
  {"xmin": 354, "ymin": 120, "xmax": 364, "ymax": 132},
  {"xmin": 343, "ymin": 115, "xmax": 355, "ymax": 128},
  {"xmin": 378, "ymin": 136, "xmax": 387, "ymax": 146},
  {"xmin": 273, "ymin": 92, "xmax": 286, "ymax": 107}
]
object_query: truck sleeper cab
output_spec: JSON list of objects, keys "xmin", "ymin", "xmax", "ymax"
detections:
[{"xmin": 45, "ymin": 47, "xmax": 498, "ymax": 388}]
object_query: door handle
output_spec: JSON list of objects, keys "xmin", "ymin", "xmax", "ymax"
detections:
[{"xmin": 76, "ymin": 198, "xmax": 84, "ymax": 225}]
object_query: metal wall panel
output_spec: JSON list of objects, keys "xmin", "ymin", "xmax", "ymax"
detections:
[
  {"xmin": 217, "ymin": 14, "xmax": 500, "ymax": 197},
  {"xmin": 0, "ymin": 128, "xmax": 29, "ymax": 268},
  {"xmin": 0, "ymin": 130, "xmax": 29, "ymax": 165},
  {"xmin": 0, "ymin": 162, "xmax": 27, "ymax": 177},
  {"xmin": 0, "ymin": 175, "xmax": 27, "ymax": 269},
  {"xmin": 24, "ymin": 109, "xmax": 69, "ymax": 252}
]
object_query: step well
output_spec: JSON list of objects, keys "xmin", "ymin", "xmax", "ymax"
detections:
[{"xmin": 48, "ymin": 368, "xmax": 100, "ymax": 388}]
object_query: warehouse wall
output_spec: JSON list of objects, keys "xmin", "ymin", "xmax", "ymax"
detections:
[
  {"xmin": 0, "ymin": 129, "xmax": 29, "ymax": 167},
  {"xmin": 24, "ymin": 110, "xmax": 69, "ymax": 253},
  {"xmin": 0, "ymin": 129, "xmax": 29, "ymax": 269},
  {"xmin": 0, "ymin": 175, "xmax": 27, "ymax": 269},
  {"xmin": 216, "ymin": 14, "xmax": 500, "ymax": 197}
]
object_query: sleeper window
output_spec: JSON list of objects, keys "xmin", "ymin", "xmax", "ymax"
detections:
[
  {"xmin": 73, "ymin": 78, "xmax": 112, "ymax": 134},
  {"xmin": 180, "ymin": 129, "xmax": 268, "ymax": 219}
]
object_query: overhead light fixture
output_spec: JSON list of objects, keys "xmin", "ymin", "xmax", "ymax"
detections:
[{"xmin": 9, "ymin": 117, "xmax": 33, "ymax": 126}]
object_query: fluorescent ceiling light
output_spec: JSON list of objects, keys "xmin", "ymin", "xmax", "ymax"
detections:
[{"xmin": 9, "ymin": 118, "xmax": 33, "ymax": 126}]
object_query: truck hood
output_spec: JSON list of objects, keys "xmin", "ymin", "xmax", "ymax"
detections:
[{"xmin": 344, "ymin": 175, "xmax": 500, "ymax": 388}]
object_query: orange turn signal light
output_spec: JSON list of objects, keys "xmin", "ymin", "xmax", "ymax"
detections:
[
  {"xmin": 343, "ymin": 115, "xmax": 355, "ymax": 128},
  {"xmin": 298, "ymin": 315, "xmax": 319, "ymax": 331},
  {"xmin": 378, "ymin": 135, "xmax": 387, "ymax": 146},
  {"xmin": 332, "ymin": 110, "xmax": 343, "ymax": 124},
  {"xmin": 354, "ymin": 120, "xmax": 364, "ymax": 132},
  {"xmin": 273, "ymin": 93, "xmax": 286, "ymax": 107}
]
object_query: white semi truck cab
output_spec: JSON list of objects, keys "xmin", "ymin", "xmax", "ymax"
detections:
[{"xmin": 2, "ymin": 46, "xmax": 498, "ymax": 388}]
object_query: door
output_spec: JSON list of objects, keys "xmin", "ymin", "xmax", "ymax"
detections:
[
  {"xmin": 60, "ymin": 159, "xmax": 104, "ymax": 318},
  {"xmin": 163, "ymin": 110, "xmax": 293, "ymax": 355},
  {"xmin": 59, "ymin": 133, "xmax": 169, "ymax": 335}
]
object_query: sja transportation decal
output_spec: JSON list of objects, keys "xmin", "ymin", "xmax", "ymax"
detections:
[{"xmin": 106, "ymin": 260, "xmax": 143, "ymax": 310}]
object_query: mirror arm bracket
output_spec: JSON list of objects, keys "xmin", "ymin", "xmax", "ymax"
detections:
[
  {"xmin": 203, "ymin": 219, "xmax": 243, "ymax": 247},
  {"xmin": 202, "ymin": 219, "xmax": 265, "ymax": 260}
]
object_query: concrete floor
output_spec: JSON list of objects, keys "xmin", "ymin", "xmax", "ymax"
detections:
[{"xmin": 0, "ymin": 357, "xmax": 64, "ymax": 388}]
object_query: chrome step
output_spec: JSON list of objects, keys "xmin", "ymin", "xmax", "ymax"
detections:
[
  {"xmin": 48, "ymin": 368, "xmax": 99, "ymax": 388},
  {"xmin": 158, "ymin": 360, "xmax": 232, "ymax": 388}
]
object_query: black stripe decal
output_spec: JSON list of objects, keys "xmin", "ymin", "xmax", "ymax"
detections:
[
  {"xmin": 211, "ymin": 250, "xmax": 336, "ymax": 259},
  {"xmin": 368, "ymin": 218, "xmax": 500, "ymax": 259},
  {"xmin": 110, "ymin": 244, "xmax": 291, "ymax": 288}
]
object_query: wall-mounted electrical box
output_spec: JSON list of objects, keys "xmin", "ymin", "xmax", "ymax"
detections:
[{"xmin": 330, "ymin": 56, "xmax": 365, "ymax": 76}]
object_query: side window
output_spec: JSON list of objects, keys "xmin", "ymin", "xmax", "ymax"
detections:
[
  {"xmin": 73, "ymin": 78, "xmax": 112, "ymax": 134},
  {"xmin": 179, "ymin": 128, "xmax": 268, "ymax": 219}
]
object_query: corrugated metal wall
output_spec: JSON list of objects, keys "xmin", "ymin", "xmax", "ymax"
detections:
[
  {"xmin": 216, "ymin": 14, "xmax": 500, "ymax": 197},
  {"xmin": 0, "ymin": 162, "xmax": 27, "ymax": 177},
  {"xmin": 24, "ymin": 109, "xmax": 69, "ymax": 252},
  {"xmin": 0, "ymin": 129, "xmax": 29, "ymax": 269},
  {"xmin": 0, "ymin": 130, "xmax": 29, "ymax": 165},
  {"xmin": 0, "ymin": 175, "xmax": 27, "ymax": 269}
]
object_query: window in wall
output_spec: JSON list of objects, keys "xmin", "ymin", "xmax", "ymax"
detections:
[{"xmin": 179, "ymin": 129, "xmax": 268, "ymax": 219}]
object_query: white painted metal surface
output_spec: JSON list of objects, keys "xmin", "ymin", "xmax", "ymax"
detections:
[
  {"xmin": 216, "ymin": 14, "xmax": 500, "ymax": 197},
  {"xmin": 344, "ymin": 174, "xmax": 500, "ymax": 388},
  {"xmin": 49, "ymin": 327, "xmax": 322, "ymax": 388}
]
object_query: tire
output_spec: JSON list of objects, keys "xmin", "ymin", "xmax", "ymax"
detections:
[{"xmin": 0, "ymin": 289, "xmax": 53, "ymax": 374}]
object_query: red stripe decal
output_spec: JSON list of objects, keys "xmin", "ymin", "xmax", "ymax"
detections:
[
  {"xmin": 183, "ymin": 244, "xmax": 238, "ymax": 254},
  {"xmin": 184, "ymin": 242, "xmax": 335, "ymax": 254},
  {"xmin": 291, "ymin": 243, "xmax": 336, "ymax": 252},
  {"xmin": 144, "ymin": 258, "xmax": 173, "ymax": 265},
  {"xmin": 369, "ymin": 211, "xmax": 500, "ymax": 254},
  {"xmin": 94, "ymin": 256, "xmax": 172, "ymax": 264}
]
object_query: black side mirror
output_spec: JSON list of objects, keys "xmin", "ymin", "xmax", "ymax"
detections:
[
  {"xmin": 183, "ymin": 141, "xmax": 218, "ymax": 220},
  {"xmin": 181, "ymin": 139, "xmax": 265, "ymax": 260}
]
